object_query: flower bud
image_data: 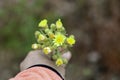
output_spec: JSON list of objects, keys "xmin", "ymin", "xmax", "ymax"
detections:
[
  {"xmin": 38, "ymin": 19, "xmax": 48, "ymax": 28},
  {"xmin": 56, "ymin": 19, "xmax": 63, "ymax": 29},
  {"xmin": 32, "ymin": 43, "xmax": 39, "ymax": 49},
  {"xmin": 43, "ymin": 47, "xmax": 52, "ymax": 54},
  {"xmin": 52, "ymin": 55, "xmax": 58, "ymax": 60},
  {"xmin": 45, "ymin": 28, "xmax": 50, "ymax": 33},
  {"xmin": 38, "ymin": 34, "xmax": 46, "ymax": 41},
  {"xmin": 35, "ymin": 31, "xmax": 40, "ymax": 38},
  {"xmin": 50, "ymin": 23, "xmax": 56, "ymax": 30},
  {"xmin": 63, "ymin": 58, "xmax": 68, "ymax": 64},
  {"xmin": 48, "ymin": 32, "xmax": 55, "ymax": 39}
]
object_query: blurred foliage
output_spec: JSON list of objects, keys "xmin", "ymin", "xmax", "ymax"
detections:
[{"xmin": 0, "ymin": 0, "xmax": 61, "ymax": 58}]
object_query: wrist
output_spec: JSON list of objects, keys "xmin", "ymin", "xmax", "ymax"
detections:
[{"xmin": 28, "ymin": 64, "xmax": 64, "ymax": 80}]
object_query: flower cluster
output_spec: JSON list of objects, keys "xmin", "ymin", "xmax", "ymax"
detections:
[{"xmin": 32, "ymin": 19, "xmax": 75, "ymax": 66}]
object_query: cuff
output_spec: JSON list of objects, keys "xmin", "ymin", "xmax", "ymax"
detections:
[{"xmin": 28, "ymin": 64, "xmax": 64, "ymax": 80}]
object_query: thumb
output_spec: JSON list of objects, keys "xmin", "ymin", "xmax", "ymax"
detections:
[{"xmin": 62, "ymin": 51, "xmax": 72, "ymax": 62}]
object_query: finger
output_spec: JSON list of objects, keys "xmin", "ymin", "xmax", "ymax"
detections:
[{"xmin": 62, "ymin": 51, "xmax": 72, "ymax": 61}]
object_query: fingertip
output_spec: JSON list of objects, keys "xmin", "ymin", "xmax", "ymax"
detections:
[{"xmin": 62, "ymin": 51, "xmax": 72, "ymax": 61}]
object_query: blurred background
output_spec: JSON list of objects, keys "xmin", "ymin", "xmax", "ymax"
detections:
[{"xmin": 0, "ymin": 0, "xmax": 120, "ymax": 80}]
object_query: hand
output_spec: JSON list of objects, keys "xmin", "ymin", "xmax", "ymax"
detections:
[{"xmin": 20, "ymin": 50, "xmax": 71, "ymax": 78}]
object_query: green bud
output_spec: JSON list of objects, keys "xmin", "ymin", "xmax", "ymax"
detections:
[
  {"xmin": 52, "ymin": 55, "xmax": 58, "ymax": 60},
  {"xmin": 62, "ymin": 44, "xmax": 67, "ymax": 49},
  {"xmin": 58, "ymin": 27, "xmax": 66, "ymax": 34},
  {"xmin": 48, "ymin": 32, "xmax": 54, "ymax": 39},
  {"xmin": 45, "ymin": 28, "xmax": 50, "ymax": 33},
  {"xmin": 50, "ymin": 23, "xmax": 56, "ymax": 30},
  {"xmin": 38, "ymin": 34, "xmax": 46, "ymax": 41},
  {"xmin": 35, "ymin": 31, "xmax": 40, "ymax": 38},
  {"xmin": 56, "ymin": 19, "xmax": 63, "ymax": 29},
  {"xmin": 37, "ymin": 38, "xmax": 40, "ymax": 43},
  {"xmin": 63, "ymin": 58, "xmax": 68, "ymax": 64}
]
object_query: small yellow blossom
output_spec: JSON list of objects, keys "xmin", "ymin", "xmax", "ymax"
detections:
[
  {"xmin": 43, "ymin": 47, "xmax": 52, "ymax": 54},
  {"xmin": 53, "ymin": 33, "xmax": 66, "ymax": 46},
  {"xmin": 56, "ymin": 58, "xmax": 63, "ymax": 66},
  {"xmin": 38, "ymin": 19, "xmax": 48, "ymax": 28},
  {"xmin": 67, "ymin": 35, "xmax": 75, "ymax": 45},
  {"xmin": 32, "ymin": 43, "xmax": 39, "ymax": 49},
  {"xmin": 38, "ymin": 34, "xmax": 46, "ymax": 41},
  {"xmin": 56, "ymin": 19, "xmax": 63, "ymax": 29}
]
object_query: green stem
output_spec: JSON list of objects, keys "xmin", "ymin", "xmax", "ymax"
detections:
[{"xmin": 56, "ymin": 49, "xmax": 61, "ymax": 58}]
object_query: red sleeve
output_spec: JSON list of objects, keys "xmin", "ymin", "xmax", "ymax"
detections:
[{"xmin": 9, "ymin": 67, "xmax": 62, "ymax": 80}]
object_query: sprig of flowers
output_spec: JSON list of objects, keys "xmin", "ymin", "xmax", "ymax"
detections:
[{"xmin": 32, "ymin": 19, "xmax": 76, "ymax": 66}]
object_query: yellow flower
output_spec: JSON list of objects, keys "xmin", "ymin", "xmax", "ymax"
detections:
[
  {"xmin": 67, "ymin": 35, "xmax": 75, "ymax": 45},
  {"xmin": 38, "ymin": 19, "xmax": 48, "ymax": 28},
  {"xmin": 56, "ymin": 58, "xmax": 63, "ymax": 66},
  {"xmin": 43, "ymin": 47, "xmax": 52, "ymax": 54},
  {"xmin": 32, "ymin": 43, "xmax": 39, "ymax": 49},
  {"xmin": 38, "ymin": 34, "xmax": 46, "ymax": 41},
  {"xmin": 56, "ymin": 19, "xmax": 63, "ymax": 29},
  {"xmin": 53, "ymin": 33, "xmax": 66, "ymax": 46}
]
